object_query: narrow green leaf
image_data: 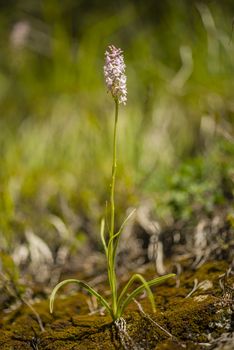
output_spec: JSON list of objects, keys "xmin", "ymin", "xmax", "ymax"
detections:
[
  {"xmin": 108, "ymin": 208, "xmax": 136, "ymax": 257},
  {"xmin": 112, "ymin": 208, "xmax": 136, "ymax": 256},
  {"xmin": 117, "ymin": 273, "xmax": 156, "ymax": 315},
  {"xmin": 119, "ymin": 273, "xmax": 175, "ymax": 317},
  {"xmin": 49, "ymin": 278, "xmax": 112, "ymax": 317},
  {"xmin": 100, "ymin": 218, "xmax": 107, "ymax": 255},
  {"xmin": 117, "ymin": 209, "xmax": 136, "ymax": 236}
]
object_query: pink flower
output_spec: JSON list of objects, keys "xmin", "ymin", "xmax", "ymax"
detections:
[{"xmin": 104, "ymin": 45, "xmax": 127, "ymax": 105}]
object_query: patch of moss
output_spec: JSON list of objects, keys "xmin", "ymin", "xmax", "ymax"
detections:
[
  {"xmin": 154, "ymin": 339, "xmax": 203, "ymax": 350},
  {"xmin": 0, "ymin": 261, "xmax": 232, "ymax": 349}
]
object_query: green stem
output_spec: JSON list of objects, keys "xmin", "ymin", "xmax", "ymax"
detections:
[
  {"xmin": 108, "ymin": 98, "xmax": 119, "ymax": 317},
  {"xmin": 110, "ymin": 99, "xmax": 118, "ymax": 237}
]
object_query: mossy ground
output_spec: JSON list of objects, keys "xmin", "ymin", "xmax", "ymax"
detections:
[{"xmin": 0, "ymin": 260, "xmax": 233, "ymax": 349}]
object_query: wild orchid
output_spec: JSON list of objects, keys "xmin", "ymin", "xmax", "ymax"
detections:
[{"xmin": 50, "ymin": 45, "xmax": 175, "ymax": 321}]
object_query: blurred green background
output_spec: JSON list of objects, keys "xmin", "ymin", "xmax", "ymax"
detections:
[{"xmin": 0, "ymin": 0, "xmax": 233, "ymax": 252}]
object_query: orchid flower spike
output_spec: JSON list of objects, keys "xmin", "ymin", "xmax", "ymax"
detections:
[{"xmin": 104, "ymin": 45, "xmax": 127, "ymax": 105}]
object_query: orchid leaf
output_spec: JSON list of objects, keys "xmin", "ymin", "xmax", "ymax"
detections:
[{"xmin": 50, "ymin": 279, "xmax": 112, "ymax": 317}]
